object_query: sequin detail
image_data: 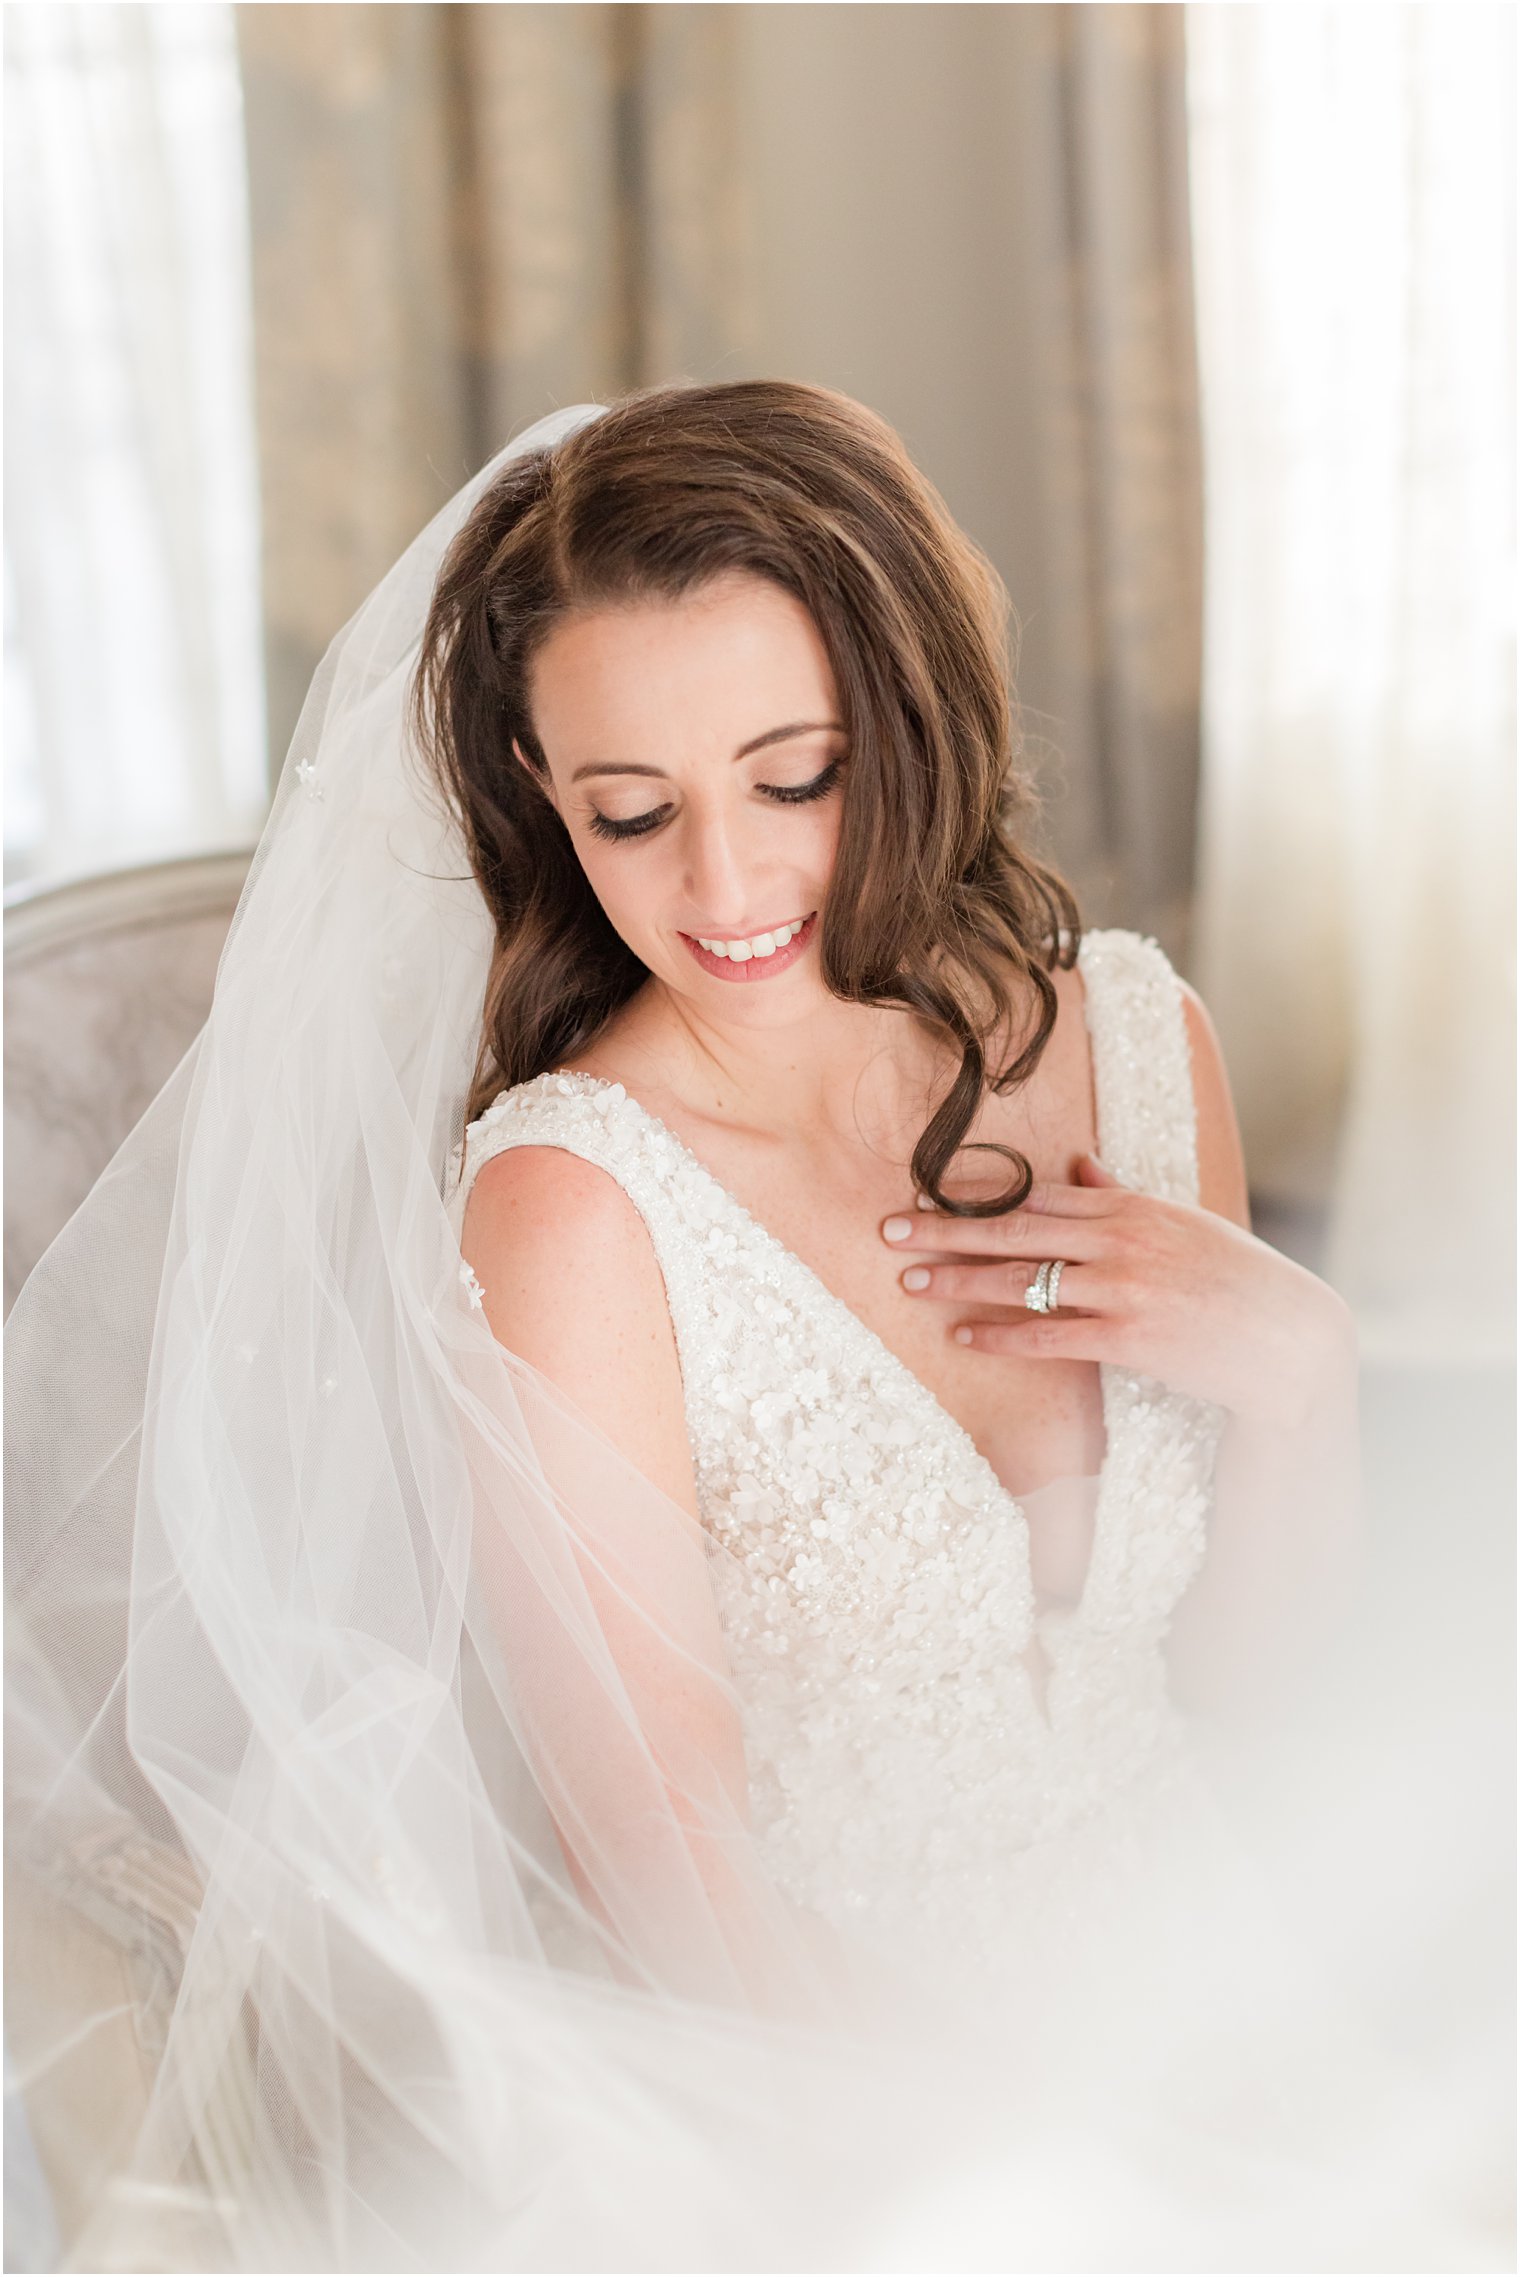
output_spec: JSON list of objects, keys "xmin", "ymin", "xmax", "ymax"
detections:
[{"xmin": 448, "ymin": 930, "xmax": 1223, "ymax": 1974}]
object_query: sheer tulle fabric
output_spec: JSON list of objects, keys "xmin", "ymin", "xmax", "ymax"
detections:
[
  {"xmin": 6, "ymin": 408, "xmax": 1505, "ymax": 2275},
  {"xmin": 3, "ymin": 407, "xmax": 869, "ymax": 2265}
]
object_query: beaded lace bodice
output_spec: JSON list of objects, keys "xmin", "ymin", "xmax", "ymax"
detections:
[{"xmin": 448, "ymin": 930, "xmax": 1224, "ymax": 1972}]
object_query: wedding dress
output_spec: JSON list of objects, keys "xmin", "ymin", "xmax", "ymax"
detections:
[{"xmin": 448, "ymin": 927, "xmax": 1224, "ymax": 1993}]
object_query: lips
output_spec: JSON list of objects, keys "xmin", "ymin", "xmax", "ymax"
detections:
[{"xmin": 678, "ymin": 909, "xmax": 819, "ymax": 983}]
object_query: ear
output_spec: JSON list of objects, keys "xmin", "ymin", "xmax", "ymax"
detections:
[{"xmin": 512, "ymin": 738, "xmax": 558, "ymax": 811}]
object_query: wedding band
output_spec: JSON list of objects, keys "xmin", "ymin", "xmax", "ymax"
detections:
[{"xmin": 1045, "ymin": 1258, "xmax": 1066, "ymax": 1310}]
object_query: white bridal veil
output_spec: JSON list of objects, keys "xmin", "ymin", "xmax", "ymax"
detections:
[
  {"xmin": 5, "ymin": 405, "xmax": 1510, "ymax": 2275},
  {"xmin": 5, "ymin": 404, "xmax": 857, "ymax": 2270}
]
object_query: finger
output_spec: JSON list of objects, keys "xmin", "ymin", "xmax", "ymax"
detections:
[
  {"xmin": 882, "ymin": 1208, "xmax": 1111, "ymax": 1260},
  {"xmin": 901, "ymin": 1184, "xmax": 1128, "ymax": 1220},
  {"xmin": 1073, "ymin": 1152, "xmax": 1124, "ymax": 1189},
  {"xmin": 899, "ymin": 1259, "xmax": 1107, "ymax": 1311},
  {"xmin": 1017, "ymin": 1179, "xmax": 1133, "ymax": 1216},
  {"xmin": 885, "ymin": 1180, "xmax": 1144, "ymax": 1256},
  {"xmin": 951, "ymin": 1313, "xmax": 1118, "ymax": 1363}
]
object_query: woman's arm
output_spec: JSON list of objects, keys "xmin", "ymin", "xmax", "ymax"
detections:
[
  {"xmin": 461, "ymin": 1148, "xmax": 851, "ymax": 2011},
  {"xmin": 1163, "ymin": 989, "xmax": 1363, "ymax": 1720},
  {"xmin": 879, "ymin": 985, "xmax": 1364, "ymax": 1725},
  {"xmin": 464, "ymin": 1144, "xmax": 707, "ymax": 1527},
  {"xmin": 462, "ymin": 1146, "xmax": 750, "ymax": 1886}
]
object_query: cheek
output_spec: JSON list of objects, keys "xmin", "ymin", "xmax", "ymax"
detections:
[
  {"xmin": 574, "ymin": 846, "xmax": 639, "ymax": 926},
  {"xmin": 570, "ymin": 835, "xmax": 672, "ymax": 949},
  {"xmin": 810, "ymin": 802, "xmax": 845, "ymax": 877}
]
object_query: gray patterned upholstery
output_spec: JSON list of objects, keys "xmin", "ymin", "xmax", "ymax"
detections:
[
  {"xmin": 3, "ymin": 851, "xmax": 252, "ymax": 1318},
  {"xmin": 5, "ymin": 851, "xmax": 256, "ymax": 2264}
]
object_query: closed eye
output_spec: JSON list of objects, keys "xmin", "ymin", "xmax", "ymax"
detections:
[
  {"xmin": 586, "ymin": 758, "xmax": 844, "ymax": 844},
  {"xmin": 763, "ymin": 757, "xmax": 845, "ymax": 807},
  {"xmin": 585, "ymin": 804, "xmax": 669, "ymax": 843}
]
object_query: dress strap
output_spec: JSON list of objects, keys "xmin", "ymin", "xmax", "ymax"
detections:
[
  {"xmin": 1076, "ymin": 931, "xmax": 1199, "ymax": 1207},
  {"xmin": 450, "ymin": 1074, "xmax": 675, "ymax": 1235},
  {"xmin": 1062, "ymin": 932, "xmax": 1220, "ymax": 1645}
]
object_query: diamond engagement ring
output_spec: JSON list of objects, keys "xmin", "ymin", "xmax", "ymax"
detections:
[{"xmin": 1024, "ymin": 1260, "xmax": 1067, "ymax": 1314}]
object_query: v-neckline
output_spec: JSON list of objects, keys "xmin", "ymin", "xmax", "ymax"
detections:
[{"xmin": 545, "ymin": 949, "xmax": 1123, "ymax": 1637}]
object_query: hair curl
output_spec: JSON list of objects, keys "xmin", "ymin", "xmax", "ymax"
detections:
[{"xmin": 413, "ymin": 379, "xmax": 1079, "ymax": 1215}]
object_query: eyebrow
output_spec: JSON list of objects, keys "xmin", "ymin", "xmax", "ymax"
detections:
[{"xmin": 568, "ymin": 720, "xmax": 844, "ymax": 785}]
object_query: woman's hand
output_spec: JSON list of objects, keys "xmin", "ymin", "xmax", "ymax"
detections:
[{"xmin": 882, "ymin": 1153, "xmax": 1357, "ymax": 1429}]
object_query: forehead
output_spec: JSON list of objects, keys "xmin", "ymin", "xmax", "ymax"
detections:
[{"xmin": 528, "ymin": 573, "xmax": 838, "ymax": 757}]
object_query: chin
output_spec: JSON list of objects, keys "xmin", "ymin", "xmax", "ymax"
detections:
[{"xmin": 667, "ymin": 962, "xmax": 823, "ymax": 1006}]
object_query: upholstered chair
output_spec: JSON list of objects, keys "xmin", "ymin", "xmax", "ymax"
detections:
[
  {"xmin": 4, "ymin": 851, "xmax": 252, "ymax": 1316},
  {"xmin": 5, "ymin": 849, "xmax": 254, "ymax": 2268}
]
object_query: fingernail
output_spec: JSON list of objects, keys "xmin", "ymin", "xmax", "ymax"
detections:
[
  {"xmin": 883, "ymin": 1216, "xmax": 913, "ymax": 1243},
  {"xmin": 954, "ymin": 1326, "xmax": 973, "ymax": 1345},
  {"xmin": 915, "ymin": 1193, "xmax": 935, "ymax": 1210},
  {"xmin": 901, "ymin": 1266, "xmax": 930, "ymax": 1291}
]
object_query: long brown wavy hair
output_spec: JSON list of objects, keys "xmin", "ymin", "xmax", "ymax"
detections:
[{"xmin": 413, "ymin": 379, "xmax": 1079, "ymax": 1216}]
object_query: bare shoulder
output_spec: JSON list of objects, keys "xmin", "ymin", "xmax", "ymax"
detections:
[
  {"xmin": 1176, "ymin": 979, "xmax": 1251, "ymax": 1230},
  {"xmin": 461, "ymin": 1144, "xmax": 699, "ymax": 1518}
]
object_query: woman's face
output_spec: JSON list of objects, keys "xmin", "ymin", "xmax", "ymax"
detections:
[{"xmin": 517, "ymin": 572, "xmax": 846, "ymax": 1023}]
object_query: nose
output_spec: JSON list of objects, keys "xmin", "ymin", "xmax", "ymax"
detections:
[{"xmin": 680, "ymin": 807, "xmax": 753, "ymax": 929}]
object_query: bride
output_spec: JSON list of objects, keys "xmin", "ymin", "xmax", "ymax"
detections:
[
  {"xmin": 423, "ymin": 381, "xmax": 1360, "ymax": 1993},
  {"xmin": 6, "ymin": 383, "xmax": 1376, "ymax": 2273}
]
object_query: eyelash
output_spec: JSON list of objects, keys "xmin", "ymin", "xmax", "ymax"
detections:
[{"xmin": 586, "ymin": 758, "xmax": 845, "ymax": 844}]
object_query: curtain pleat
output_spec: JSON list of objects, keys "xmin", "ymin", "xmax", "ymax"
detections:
[{"xmin": 1002, "ymin": 5, "xmax": 1205, "ymax": 953}]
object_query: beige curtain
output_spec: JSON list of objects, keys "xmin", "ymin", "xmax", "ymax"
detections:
[{"xmin": 237, "ymin": 3, "xmax": 1202, "ymax": 950}]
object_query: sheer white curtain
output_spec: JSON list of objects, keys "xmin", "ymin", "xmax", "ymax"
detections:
[
  {"xmin": 3, "ymin": 3, "xmax": 267, "ymax": 892},
  {"xmin": 1186, "ymin": 3, "xmax": 1515, "ymax": 1366}
]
